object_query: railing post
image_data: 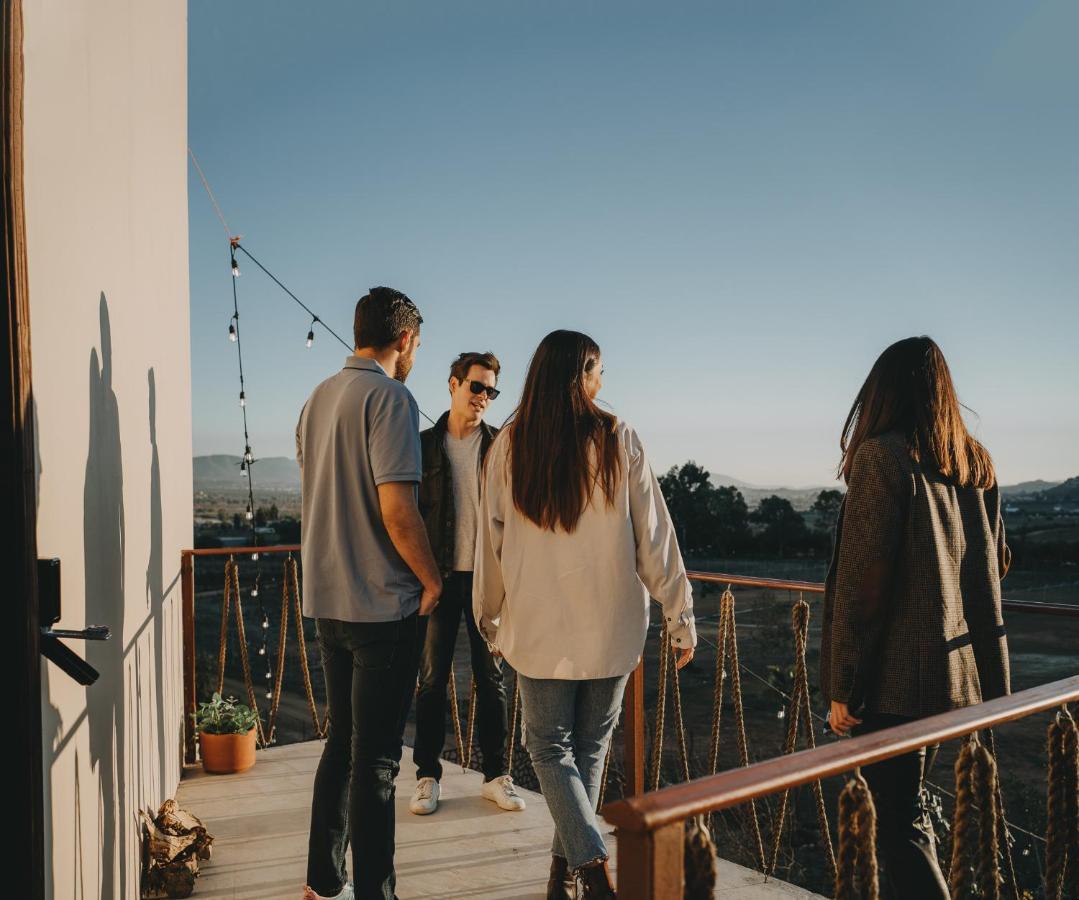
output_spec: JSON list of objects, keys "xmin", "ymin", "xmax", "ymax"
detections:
[
  {"xmin": 614, "ymin": 822, "xmax": 683, "ymax": 900},
  {"xmin": 181, "ymin": 552, "xmax": 197, "ymax": 765},
  {"xmin": 624, "ymin": 658, "xmax": 645, "ymax": 797}
]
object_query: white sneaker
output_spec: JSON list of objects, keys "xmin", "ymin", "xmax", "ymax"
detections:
[
  {"xmin": 302, "ymin": 882, "xmax": 353, "ymax": 900},
  {"xmin": 409, "ymin": 776, "xmax": 440, "ymax": 815},
  {"xmin": 481, "ymin": 775, "xmax": 527, "ymax": 811}
]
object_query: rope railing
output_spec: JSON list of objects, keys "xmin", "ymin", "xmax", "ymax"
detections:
[
  {"xmin": 603, "ymin": 679, "xmax": 1079, "ymax": 900},
  {"xmin": 180, "ymin": 546, "xmax": 1077, "ymax": 898}
]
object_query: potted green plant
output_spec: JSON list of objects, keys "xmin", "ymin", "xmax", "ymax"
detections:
[{"xmin": 192, "ymin": 693, "xmax": 259, "ymax": 774}]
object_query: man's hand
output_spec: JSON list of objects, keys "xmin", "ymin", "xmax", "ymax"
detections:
[
  {"xmin": 378, "ymin": 481, "xmax": 442, "ymax": 617},
  {"xmin": 674, "ymin": 647, "xmax": 695, "ymax": 670},
  {"xmin": 419, "ymin": 583, "xmax": 442, "ymax": 616},
  {"xmin": 829, "ymin": 700, "xmax": 862, "ymax": 736}
]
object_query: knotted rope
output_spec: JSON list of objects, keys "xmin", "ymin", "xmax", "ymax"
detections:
[
  {"xmin": 684, "ymin": 815, "xmax": 718, "ymax": 900},
  {"xmin": 836, "ymin": 771, "xmax": 880, "ymax": 900},
  {"xmin": 984, "ymin": 729, "xmax": 1020, "ymax": 900},
  {"xmin": 463, "ymin": 676, "xmax": 478, "ymax": 770},
  {"xmin": 215, "ymin": 557, "xmax": 267, "ymax": 747},
  {"xmin": 268, "ymin": 555, "xmax": 328, "ymax": 741},
  {"xmin": 507, "ymin": 674, "xmax": 521, "ymax": 773},
  {"xmin": 767, "ymin": 596, "xmax": 837, "ymax": 882},
  {"xmin": 701, "ymin": 589, "xmax": 767, "ymax": 871},
  {"xmin": 949, "ymin": 733, "xmax": 1002, "ymax": 900},
  {"xmin": 649, "ymin": 625, "xmax": 672, "ymax": 791},
  {"xmin": 448, "ymin": 668, "xmax": 467, "ymax": 771},
  {"xmin": 1046, "ymin": 705, "xmax": 1079, "ymax": 900}
]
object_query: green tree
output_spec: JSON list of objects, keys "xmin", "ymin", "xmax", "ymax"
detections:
[
  {"xmin": 810, "ymin": 489, "xmax": 844, "ymax": 529},
  {"xmin": 709, "ymin": 485, "xmax": 751, "ymax": 555},
  {"xmin": 659, "ymin": 461, "xmax": 718, "ymax": 555},
  {"xmin": 751, "ymin": 495, "xmax": 810, "ymax": 558}
]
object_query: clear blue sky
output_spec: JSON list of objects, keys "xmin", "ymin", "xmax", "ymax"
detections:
[{"xmin": 189, "ymin": 1, "xmax": 1078, "ymax": 487}]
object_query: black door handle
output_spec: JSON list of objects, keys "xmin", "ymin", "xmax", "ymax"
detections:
[
  {"xmin": 42, "ymin": 625, "xmax": 111, "ymax": 641},
  {"xmin": 36, "ymin": 558, "xmax": 109, "ymax": 685}
]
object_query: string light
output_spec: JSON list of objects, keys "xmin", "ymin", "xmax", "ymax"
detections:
[
  {"xmin": 227, "ymin": 241, "xmax": 438, "ymax": 425},
  {"xmin": 228, "ymin": 318, "xmax": 237, "ymax": 342},
  {"xmin": 245, "ymin": 504, "xmax": 253, "ymax": 521},
  {"xmin": 230, "ymin": 250, "xmax": 241, "ymax": 278},
  {"xmin": 239, "ymin": 390, "xmax": 246, "ymax": 408}
]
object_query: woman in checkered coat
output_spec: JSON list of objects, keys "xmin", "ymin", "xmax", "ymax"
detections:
[{"xmin": 820, "ymin": 335, "xmax": 1010, "ymax": 900}]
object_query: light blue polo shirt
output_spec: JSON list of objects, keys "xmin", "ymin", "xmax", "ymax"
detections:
[{"xmin": 296, "ymin": 356, "xmax": 422, "ymax": 621}]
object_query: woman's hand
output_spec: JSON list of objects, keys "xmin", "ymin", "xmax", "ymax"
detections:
[
  {"xmin": 674, "ymin": 647, "xmax": 694, "ymax": 670},
  {"xmin": 829, "ymin": 700, "xmax": 862, "ymax": 736}
]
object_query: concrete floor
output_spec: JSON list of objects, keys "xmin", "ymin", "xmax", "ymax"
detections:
[{"xmin": 176, "ymin": 740, "xmax": 824, "ymax": 899}]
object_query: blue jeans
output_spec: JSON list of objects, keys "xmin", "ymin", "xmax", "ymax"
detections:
[{"xmin": 518, "ymin": 673, "xmax": 630, "ymax": 870}]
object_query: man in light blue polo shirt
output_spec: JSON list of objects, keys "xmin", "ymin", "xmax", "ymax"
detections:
[{"xmin": 298, "ymin": 287, "xmax": 442, "ymax": 900}]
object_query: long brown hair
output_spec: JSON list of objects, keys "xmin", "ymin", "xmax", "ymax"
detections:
[
  {"xmin": 507, "ymin": 330, "xmax": 622, "ymax": 532},
  {"xmin": 839, "ymin": 336, "xmax": 995, "ymax": 489}
]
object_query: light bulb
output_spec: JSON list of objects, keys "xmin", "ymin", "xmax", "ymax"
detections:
[
  {"xmin": 239, "ymin": 391, "xmax": 246, "ymax": 408},
  {"xmin": 244, "ymin": 447, "xmax": 253, "ymax": 464},
  {"xmin": 228, "ymin": 322, "xmax": 237, "ymax": 342},
  {"xmin": 231, "ymin": 257, "xmax": 241, "ymax": 278},
  {"xmin": 262, "ymin": 619, "xmax": 269, "ymax": 629},
  {"xmin": 240, "ymin": 460, "xmax": 246, "ymax": 474},
  {"xmin": 258, "ymin": 647, "xmax": 266, "ymax": 656},
  {"xmin": 306, "ymin": 329, "xmax": 314, "ymax": 348},
  {"xmin": 265, "ymin": 692, "xmax": 272, "ymax": 700},
  {"xmin": 251, "ymin": 552, "xmax": 259, "ymax": 561},
  {"xmin": 265, "ymin": 671, "xmax": 271, "ymax": 680},
  {"xmin": 251, "ymin": 587, "xmax": 259, "ymax": 598},
  {"xmin": 245, "ymin": 506, "xmax": 253, "ymax": 521}
]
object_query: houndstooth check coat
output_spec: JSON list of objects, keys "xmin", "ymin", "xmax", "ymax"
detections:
[{"xmin": 820, "ymin": 431, "xmax": 1011, "ymax": 718}]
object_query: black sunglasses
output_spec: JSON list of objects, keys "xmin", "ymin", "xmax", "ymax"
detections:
[{"xmin": 464, "ymin": 379, "xmax": 500, "ymax": 400}]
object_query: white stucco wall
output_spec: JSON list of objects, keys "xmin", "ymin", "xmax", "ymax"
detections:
[{"xmin": 22, "ymin": 2, "xmax": 192, "ymax": 897}]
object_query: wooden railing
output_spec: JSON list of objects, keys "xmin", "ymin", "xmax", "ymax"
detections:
[
  {"xmin": 603, "ymin": 675, "xmax": 1079, "ymax": 899},
  {"xmin": 615, "ymin": 569, "xmax": 1078, "ymax": 798}
]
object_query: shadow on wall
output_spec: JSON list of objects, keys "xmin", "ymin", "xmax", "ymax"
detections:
[
  {"xmin": 84, "ymin": 292, "xmax": 128, "ymax": 900},
  {"xmin": 35, "ymin": 395, "xmax": 67, "ymax": 894}
]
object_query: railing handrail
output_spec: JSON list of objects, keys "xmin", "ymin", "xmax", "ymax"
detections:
[
  {"xmin": 182, "ymin": 544, "xmax": 300, "ymax": 558},
  {"xmin": 603, "ymin": 674, "xmax": 1079, "ymax": 834},
  {"xmin": 178, "ymin": 552, "xmax": 1077, "ymax": 616},
  {"xmin": 685, "ymin": 569, "xmax": 825, "ymax": 593},
  {"xmin": 685, "ymin": 569, "xmax": 1077, "ymax": 616}
]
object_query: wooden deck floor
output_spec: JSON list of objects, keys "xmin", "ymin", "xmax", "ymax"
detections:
[{"xmin": 176, "ymin": 740, "xmax": 824, "ymax": 899}]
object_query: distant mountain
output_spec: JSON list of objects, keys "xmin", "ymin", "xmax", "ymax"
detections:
[
  {"xmin": 1000, "ymin": 480, "xmax": 1063, "ymax": 497},
  {"xmin": 1043, "ymin": 477, "xmax": 1079, "ymax": 502},
  {"xmin": 708, "ymin": 473, "xmax": 840, "ymax": 511},
  {"xmin": 194, "ymin": 454, "xmax": 300, "ymax": 490}
]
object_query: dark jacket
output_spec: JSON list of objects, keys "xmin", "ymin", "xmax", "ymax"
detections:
[
  {"xmin": 418, "ymin": 411, "xmax": 499, "ymax": 577},
  {"xmin": 820, "ymin": 431, "xmax": 1010, "ymax": 719}
]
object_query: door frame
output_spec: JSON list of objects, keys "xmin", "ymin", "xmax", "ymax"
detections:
[{"xmin": 2, "ymin": 1, "xmax": 45, "ymax": 897}]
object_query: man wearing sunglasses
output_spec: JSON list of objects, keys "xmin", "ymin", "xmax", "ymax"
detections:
[{"xmin": 410, "ymin": 351, "xmax": 525, "ymax": 816}]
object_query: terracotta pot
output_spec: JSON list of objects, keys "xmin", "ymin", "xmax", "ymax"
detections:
[{"xmin": 198, "ymin": 728, "xmax": 256, "ymax": 774}]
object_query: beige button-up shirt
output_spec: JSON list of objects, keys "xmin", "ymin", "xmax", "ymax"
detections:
[{"xmin": 473, "ymin": 420, "xmax": 697, "ymax": 680}]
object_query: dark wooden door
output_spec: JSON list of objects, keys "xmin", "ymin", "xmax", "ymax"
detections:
[{"xmin": 2, "ymin": 1, "xmax": 46, "ymax": 897}]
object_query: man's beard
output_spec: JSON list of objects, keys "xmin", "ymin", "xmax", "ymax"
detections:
[{"xmin": 393, "ymin": 354, "xmax": 413, "ymax": 383}]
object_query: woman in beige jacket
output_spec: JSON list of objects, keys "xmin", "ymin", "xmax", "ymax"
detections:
[{"xmin": 473, "ymin": 330, "xmax": 696, "ymax": 899}]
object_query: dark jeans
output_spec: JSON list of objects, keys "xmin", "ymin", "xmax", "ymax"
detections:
[
  {"xmin": 307, "ymin": 613, "xmax": 420, "ymax": 900},
  {"xmin": 853, "ymin": 712, "xmax": 949, "ymax": 900},
  {"xmin": 413, "ymin": 572, "xmax": 508, "ymax": 782}
]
